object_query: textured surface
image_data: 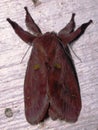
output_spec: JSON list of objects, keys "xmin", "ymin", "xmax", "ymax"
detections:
[{"xmin": 0, "ymin": 0, "xmax": 98, "ymax": 130}]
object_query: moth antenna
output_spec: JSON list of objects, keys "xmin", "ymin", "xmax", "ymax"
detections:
[
  {"xmin": 67, "ymin": 44, "xmax": 82, "ymax": 62},
  {"xmin": 57, "ymin": 38, "xmax": 74, "ymax": 61},
  {"xmin": 20, "ymin": 45, "xmax": 31, "ymax": 63}
]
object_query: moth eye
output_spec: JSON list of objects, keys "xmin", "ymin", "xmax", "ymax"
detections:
[
  {"xmin": 33, "ymin": 64, "xmax": 40, "ymax": 70},
  {"xmin": 54, "ymin": 63, "xmax": 61, "ymax": 69}
]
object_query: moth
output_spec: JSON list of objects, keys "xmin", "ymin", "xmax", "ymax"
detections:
[{"xmin": 7, "ymin": 7, "xmax": 92, "ymax": 124}]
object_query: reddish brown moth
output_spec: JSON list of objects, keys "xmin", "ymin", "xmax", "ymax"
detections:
[{"xmin": 7, "ymin": 7, "xmax": 92, "ymax": 125}]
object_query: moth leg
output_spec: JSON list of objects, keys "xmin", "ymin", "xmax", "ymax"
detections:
[
  {"xmin": 7, "ymin": 18, "xmax": 36, "ymax": 45},
  {"xmin": 58, "ymin": 13, "xmax": 75, "ymax": 36},
  {"xmin": 24, "ymin": 7, "xmax": 42, "ymax": 36},
  {"xmin": 59, "ymin": 20, "xmax": 93, "ymax": 46}
]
